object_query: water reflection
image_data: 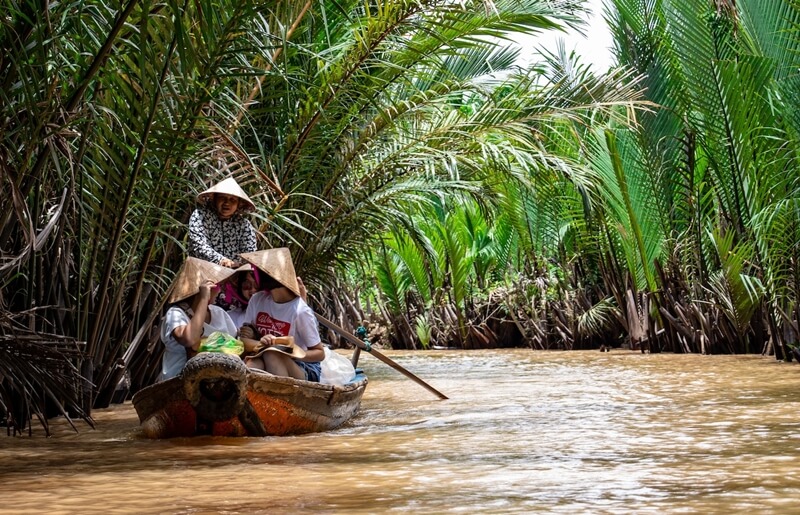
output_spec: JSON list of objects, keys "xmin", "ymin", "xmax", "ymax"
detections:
[{"xmin": 2, "ymin": 350, "xmax": 800, "ymax": 514}]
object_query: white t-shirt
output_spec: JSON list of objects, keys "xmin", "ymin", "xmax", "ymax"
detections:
[
  {"xmin": 228, "ymin": 306, "xmax": 248, "ymax": 330},
  {"xmin": 243, "ymin": 291, "xmax": 320, "ymax": 351},
  {"xmin": 159, "ymin": 304, "xmax": 237, "ymax": 381}
]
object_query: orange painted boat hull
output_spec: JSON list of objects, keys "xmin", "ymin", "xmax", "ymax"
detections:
[{"xmin": 132, "ymin": 364, "xmax": 367, "ymax": 438}]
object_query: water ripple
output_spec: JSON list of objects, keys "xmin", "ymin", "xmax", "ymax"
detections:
[{"xmin": 2, "ymin": 350, "xmax": 800, "ymax": 513}]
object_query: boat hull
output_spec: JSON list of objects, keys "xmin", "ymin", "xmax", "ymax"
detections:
[{"xmin": 132, "ymin": 354, "xmax": 367, "ymax": 438}]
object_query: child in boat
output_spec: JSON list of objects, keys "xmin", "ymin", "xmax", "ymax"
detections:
[
  {"xmin": 224, "ymin": 265, "xmax": 308, "ymax": 328},
  {"xmin": 188, "ymin": 177, "xmax": 257, "ymax": 268},
  {"xmin": 223, "ymin": 265, "xmax": 258, "ymax": 328},
  {"xmin": 238, "ymin": 248, "xmax": 325, "ymax": 382},
  {"xmin": 159, "ymin": 257, "xmax": 238, "ymax": 381}
]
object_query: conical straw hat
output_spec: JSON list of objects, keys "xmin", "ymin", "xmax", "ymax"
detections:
[
  {"xmin": 240, "ymin": 248, "xmax": 301, "ymax": 298},
  {"xmin": 197, "ymin": 177, "xmax": 255, "ymax": 212},
  {"xmin": 168, "ymin": 257, "xmax": 237, "ymax": 304}
]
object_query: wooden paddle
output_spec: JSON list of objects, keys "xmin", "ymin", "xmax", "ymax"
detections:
[{"xmin": 315, "ymin": 313, "xmax": 449, "ymax": 400}]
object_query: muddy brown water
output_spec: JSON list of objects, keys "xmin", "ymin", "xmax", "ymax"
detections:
[{"xmin": 2, "ymin": 350, "xmax": 800, "ymax": 514}]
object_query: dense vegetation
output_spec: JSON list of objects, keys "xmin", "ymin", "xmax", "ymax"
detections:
[{"xmin": 1, "ymin": 0, "xmax": 799, "ymax": 434}]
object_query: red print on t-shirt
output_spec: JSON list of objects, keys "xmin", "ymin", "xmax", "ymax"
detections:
[{"xmin": 256, "ymin": 312, "xmax": 291, "ymax": 337}]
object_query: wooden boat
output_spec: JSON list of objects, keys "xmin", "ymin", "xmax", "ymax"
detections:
[{"xmin": 132, "ymin": 352, "xmax": 367, "ymax": 438}]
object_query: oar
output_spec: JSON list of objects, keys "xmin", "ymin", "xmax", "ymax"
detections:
[{"xmin": 315, "ymin": 313, "xmax": 449, "ymax": 400}]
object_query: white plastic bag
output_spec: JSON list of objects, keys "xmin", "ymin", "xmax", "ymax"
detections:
[{"xmin": 320, "ymin": 346, "xmax": 356, "ymax": 385}]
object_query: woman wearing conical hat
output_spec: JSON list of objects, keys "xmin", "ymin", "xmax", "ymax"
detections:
[
  {"xmin": 188, "ymin": 177, "xmax": 257, "ymax": 268},
  {"xmin": 159, "ymin": 257, "xmax": 238, "ymax": 381},
  {"xmin": 237, "ymin": 248, "xmax": 325, "ymax": 382}
]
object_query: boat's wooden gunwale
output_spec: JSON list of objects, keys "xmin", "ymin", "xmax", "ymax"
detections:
[{"xmin": 132, "ymin": 362, "xmax": 367, "ymax": 438}]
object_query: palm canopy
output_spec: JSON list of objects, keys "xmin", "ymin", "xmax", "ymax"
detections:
[
  {"xmin": 602, "ymin": 0, "xmax": 800, "ymax": 354},
  {"xmin": 233, "ymin": 1, "xmax": 643, "ymax": 276}
]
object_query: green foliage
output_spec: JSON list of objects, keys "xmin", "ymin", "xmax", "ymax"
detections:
[
  {"xmin": 414, "ymin": 314, "xmax": 432, "ymax": 350},
  {"xmin": 707, "ymin": 228, "xmax": 765, "ymax": 336},
  {"xmin": 576, "ymin": 297, "xmax": 622, "ymax": 339}
]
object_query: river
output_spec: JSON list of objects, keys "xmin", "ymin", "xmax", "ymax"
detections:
[{"xmin": 2, "ymin": 350, "xmax": 800, "ymax": 514}]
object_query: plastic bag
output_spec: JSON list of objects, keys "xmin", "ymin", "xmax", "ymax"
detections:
[
  {"xmin": 320, "ymin": 346, "xmax": 356, "ymax": 385},
  {"xmin": 198, "ymin": 331, "xmax": 244, "ymax": 356}
]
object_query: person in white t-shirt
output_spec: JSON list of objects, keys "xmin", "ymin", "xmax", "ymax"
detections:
[
  {"xmin": 160, "ymin": 257, "xmax": 237, "ymax": 381},
  {"xmin": 238, "ymin": 248, "xmax": 324, "ymax": 382},
  {"xmin": 222, "ymin": 265, "xmax": 308, "ymax": 329}
]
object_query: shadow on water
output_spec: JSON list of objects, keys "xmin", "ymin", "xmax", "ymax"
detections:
[{"xmin": 2, "ymin": 350, "xmax": 800, "ymax": 514}]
